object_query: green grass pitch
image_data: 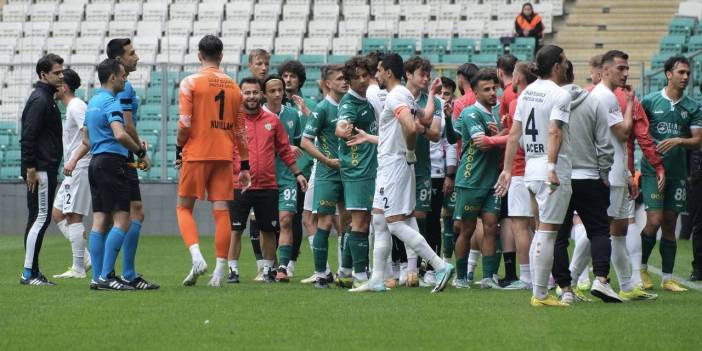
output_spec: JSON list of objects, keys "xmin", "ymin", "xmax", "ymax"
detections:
[{"xmin": 0, "ymin": 234, "xmax": 700, "ymax": 350}]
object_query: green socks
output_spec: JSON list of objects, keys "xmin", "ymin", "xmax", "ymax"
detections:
[
  {"xmin": 442, "ymin": 217, "xmax": 455, "ymax": 259},
  {"xmin": 348, "ymin": 231, "xmax": 369, "ymax": 274},
  {"xmin": 659, "ymin": 238, "xmax": 677, "ymax": 274},
  {"xmin": 312, "ymin": 229, "xmax": 330, "ymax": 273},
  {"xmin": 277, "ymin": 245, "xmax": 292, "ymax": 268},
  {"xmin": 641, "ymin": 232, "xmax": 657, "ymax": 265},
  {"xmin": 482, "ymin": 255, "xmax": 499, "ymax": 279},
  {"xmin": 456, "ymin": 256, "xmax": 468, "ymax": 279},
  {"xmin": 341, "ymin": 229, "xmax": 353, "ymax": 270}
]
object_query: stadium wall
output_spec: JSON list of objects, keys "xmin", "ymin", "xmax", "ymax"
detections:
[{"xmin": 0, "ymin": 182, "xmax": 216, "ymax": 235}]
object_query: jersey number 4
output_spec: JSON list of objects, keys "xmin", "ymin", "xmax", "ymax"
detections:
[
  {"xmin": 525, "ymin": 108, "xmax": 538, "ymax": 142},
  {"xmin": 214, "ymin": 90, "xmax": 225, "ymax": 120}
]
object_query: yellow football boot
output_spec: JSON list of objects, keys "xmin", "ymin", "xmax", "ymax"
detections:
[
  {"xmin": 661, "ymin": 279, "xmax": 688, "ymax": 292},
  {"xmin": 530, "ymin": 295, "xmax": 569, "ymax": 307},
  {"xmin": 640, "ymin": 269, "xmax": 654, "ymax": 290}
]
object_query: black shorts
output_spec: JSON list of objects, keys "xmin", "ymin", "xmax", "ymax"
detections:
[
  {"xmin": 229, "ymin": 189, "xmax": 279, "ymax": 232},
  {"xmin": 126, "ymin": 152, "xmax": 142, "ymax": 202},
  {"xmin": 499, "ymin": 190, "xmax": 509, "ymax": 221},
  {"xmin": 89, "ymin": 153, "xmax": 130, "ymax": 213}
]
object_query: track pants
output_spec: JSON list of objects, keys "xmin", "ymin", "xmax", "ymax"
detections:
[{"xmin": 23, "ymin": 171, "xmax": 57, "ymax": 274}]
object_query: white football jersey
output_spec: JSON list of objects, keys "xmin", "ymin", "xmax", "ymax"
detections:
[
  {"xmin": 366, "ymin": 83, "xmax": 387, "ymax": 123},
  {"xmin": 590, "ymin": 82, "xmax": 628, "ymax": 186},
  {"xmin": 63, "ymin": 98, "xmax": 91, "ymax": 169},
  {"xmin": 378, "ymin": 85, "xmax": 417, "ymax": 162},
  {"xmin": 514, "ymin": 79, "xmax": 572, "ymax": 183}
]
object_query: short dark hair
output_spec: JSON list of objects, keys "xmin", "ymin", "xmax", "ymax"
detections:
[
  {"xmin": 664, "ymin": 55, "xmax": 690, "ymax": 74},
  {"xmin": 106, "ymin": 38, "xmax": 131, "ymax": 59},
  {"xmin": 198, "ymin": 35, "xmax": 223, "ymax": 61},
  {"xmin": 589, "ymin": 54, "xmax": 604, "ymax": 69},
  {"xmin": 403, "ymin": 56, "xmax": 432, "ymax": 78},
  {"xmin": 601, "ymin": 50, "xmax": 628, "ymax": 65},
  {"xmin": 515, "ymin": 61, "xmax": 538, "ymax": 85},
  {"xmin": 441, "ymin": 76, "xmax": 456, "ymax": 93},
  {"xmin": 323, "ymin": 64, "xmax": 343, "ymax": 80},
  {"xmin": 342, "ymin": 56, "xmax": 372, "ymax": 82},
  {"xmin": 535, "ymin": 45, "xmax": 565, "ymax": 78},
  {"xmin": 239, "ymin": 76, "xmax": 262, "ymax": 90},
  {"xmin": 470, "ymin": 69, "xmax": 499, "ymax": 90},
  {"xmin": 36, "ymin": 53, "xmax": 64, "ymax": 79},
  {"xmin": 497, "ymin": 54, "xmax": 518, "ymax": 75},
  {"xmin": 278, "ymin": 60, "xmax": 306, "ymax": 88},
  {"xmin": 366, "ymin": 51, "xmax": 384, "ymax": 76},
  {"xmin": 565, "ymin": 60, "xmax": 574, "ymax": 84},
  {"xmin": 457, "ymin": 63, "xmax": 480, "ymax": 82},
  {"xmin": 262, "ymin": 74, "xmax": 284, "ymax": 93},
  {"xmin": 97, "ymin": 58, "xmax": 123, "ymax": 84},
  {"xmin": 379, "ymin": 53, "xmax": 404, "ymax": 81},
  {"xmin": 63, "ymin": 69, "xmax": 81, "ymax": 93}
]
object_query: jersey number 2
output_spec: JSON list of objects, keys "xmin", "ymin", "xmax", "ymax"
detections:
[
  {"xmin": 525, "ymin": 108, "xmax": 538, "ymax": 142},
  {"xmin": 214, "ymin": 90, "xmax": 225, "ymax": 120}
]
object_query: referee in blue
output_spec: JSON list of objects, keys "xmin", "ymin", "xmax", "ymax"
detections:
[{"xmin": 83, "ymin": 59, "xmax": 151, "ymax": 290}]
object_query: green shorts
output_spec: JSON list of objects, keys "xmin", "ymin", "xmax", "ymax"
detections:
[
  {"xmin": 453, "ymin": 187, "xmax": 501, "ymax": 220},
  {"xmin": 313, "ymin": 179, "xmax": 344, "ymax": 215},
  {"xmin": 415, "ymin": 176, "xmax": 432, "ymax": 212},
  {"xmin": 641, "ymin": 175, "xmax": 686, "ymax": 213},
  {"xmin": 343, "ymin": 179, "xmax": 374, "ymax": 211},
  {"xmin": 278, "ymin": 184, "xmax": 298, "ymax": 213},
  {"xmin": 443, "ymin": 189, "xmax": 457, "ymax": 212}
]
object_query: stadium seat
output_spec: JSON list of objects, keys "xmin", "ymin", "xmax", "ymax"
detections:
[
  {"xmin": 391, "ymin": 38, "xmax": 417, "ymax": 56},
  {"xmin": 479, "ymin": 38, "xmax": 504, "ymax": 55},
  {"xmin": 404, "ymin": 5, "xmax": 431, "ymax": 22},
  {"xmin": 472, "ymin": 53, "xmax": 499, "ymax": 66},
  {"xmin": 271, "ymin": 54, "xmax": 295, "ymax": 66},
  {"xmin": 246, "ymin": 36, "xmax": 274, "ymax": 53},
  {"xmin": 109, "ymin": 21, "xmax": 137, "ymax": 37},
  {"xmin": 222, "ymin": 21, "xmax": 249, "ymax": 38},
  {"xmin": 278, "ymin": 20, "xmax": 307, "ymax": 37},
  {"xmin": 2, "ymin": 3, "xmax": 28, "ymax": 22},
  {"xmin": 368, "ymin": 20, "xmax": 398, "ymax": 38},
  {"xmin": 679, "ymin": 1, "xmax": 702, "ymax": 20},
  {"xmin": 309, "ymin": 20, "xmax": 338, "ymax": 37},
  {"xmin": 362, "ymin": 38, "xmax": 389, "ymax": 54},
  {"xmin": 226, "ymin": 1, "xmax": 255, "ymax": 21},
  {"xmin": 80, "ymin": 21, "xmax": 107, "ymax": 38},
  {"xmin": 167, "ymin": 20, "xmax": 194, "ymax": 37},
  {"xmin": 343, "ymin": 4, "xmax": 370, "ymax": 21},
  {"xmin": 332, "ymin": 37, "xmax": 360, "ymax": 56},
  {"xmin": 327, "ymin": 54, "xmax": 351, "ymax": 64},
  {"xmin": 24, "ymin": 22, "xmax": 50, "ymax": 38},
  {"xmin": 668, "ymin": 17, "xmax": 697, "ymax": 37},
  {"xmin": 659, "ymin": 35, "xmax": 687, "ymax": 54},
  {"xmin": 303, "ymin": 37, "xmax": 331, "ymax": 55},
  {"xmin": 442, "ymin": 54, "xmax": 470, "ymax": 64},
  {"xmin": 337, "ymin": 20, "xmax": 366, "ymax": 37},
  {"xmin": 511, "ymin": 37, "xmax": 536, "ymax": 59},
  {"xmin": 250, "ymin": 20, "xmax": 278, "ymax": 37},
  {"xmin": 313, "ymin": 3, "xmax": 340, "ymax": 22},
  {"xmin": 30, "ymin": 3, "xmax": 57, "ymax": 23},
  {"xmin": 282, "ymin": 4, "xmax": 310, "ymax": 21},
  {"xmin": 193, "ymin": 21, "xmax": 222, "ymax": 37},
  {"xmin": 422, "ymin": 38, "xmax": 449, "ymax": 55},
  {"xmin": 688, "ymin": 35, "xmax": 702, "ymax": 52},
  {"xmin": 254, "ymin": 3, "xmax": 282, "ymax": 21},
  {"xmin": 398, "ymin": 21, "xmax": 424, "ymax": 40},
  {"xmin": 46, "ymin": 37, "xmax": 74, "ymax": 59},
  {"xmin": 52, "ymin": 22, "xmax": 79, "ymax": 38},
  {"xmin": 198, "ymin": 2, "xmax": 224, "ymax": 22},
  {"xmin": 58, "ymin": 3, "xmax": 84, "ymax": 23},
  {"xmin": 451, "ymin": 38, "xmax": 476, "ymax": 55},
  {"xmin": 142, "ymin": 1, "xmax": 168, "ymax": 22},
  {"xmin": 0, "ymin": 22, "xmax": 23, "ymax": 38},
  {"xmin": 299, "ymin": 54, "xmax": 325, "ymax": 65},
  {"xmin": 85, "ymin": 3, "xmax": 113, "ymax": 22},
  {"xmin": 114, "ymin": 2, "xmax": 142, "ymax": 22}
]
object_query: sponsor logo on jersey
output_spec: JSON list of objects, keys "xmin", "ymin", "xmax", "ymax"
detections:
[
  {"xmin": 287, "ymin": 120, "xmax": 294, "ymax": 128},
  {"xmin": 681, "ymin": 111, "xmax": 688, "ymax": 119},
  {"xmin": 654, "ymin": 110, "xmax": 664, "ymax": 114},
  {"xmin": 264, "ymin": 123, "xmax": 272, "ymax": 131}
]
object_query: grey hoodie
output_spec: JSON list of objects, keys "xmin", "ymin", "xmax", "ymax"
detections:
[{"xmin": 562, "ymin": 84, "xmax": 614, "ymax": 181}]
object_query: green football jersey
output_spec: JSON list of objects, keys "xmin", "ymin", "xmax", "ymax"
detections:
[
  {"xmin": 641, "ymin": 90, "xmax": 702, "ymax": 179},
  {"xmin": 285, "ymin": 96, "xmax": 317, "ymax": 179},
  {"xmin": 414, "ymin": 93, "xmax": 442, "ymax": 178},
  {"xmin": 303, "ymin": 96, "xmax": 341, "ymax": 181},
  {"xmin": 337, "ymin": 89, "xmax": 378, "ymax": 181},
  {"xmin": 268, "ymin": 104, "xmax": 302, "ymax": 187},
  {"xmin": 454, "ymin": 104, "xmax": 501, "ymax": 189}
]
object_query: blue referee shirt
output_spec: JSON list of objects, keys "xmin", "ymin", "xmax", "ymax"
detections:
[
  {"xmin": 117, "ymin": 80, "xmax": 139, "ymax": 124},
  {"xmin": 85, "ymin": 89, "xmax": 128, "ymax": 157}
]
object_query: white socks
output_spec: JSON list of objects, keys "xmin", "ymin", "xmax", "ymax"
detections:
[
  {"xmin": 57, "ymin": 219, "xmax": 69, "ymax": 240},
  {"xmin": 387, "ymin": 218, "xmax": 446, "ymax": 272},
  {"xmin": 569, "ymin": 224, "xmax": 591, "ymax": 286},
  {"xmin": 626, "ymin": 222, "xmax": 643, "ymax": 286},
  {"xmin": 67, "ymin": 223, "xmax": 86, "ymax": 272},
  {"xmin": 530, "ymin": 230, "xmax": 556, "ymax": 300},
  {"xmin": 519, "ymin": 263, "xmax": 531, "ymax": 283},
  {"xmin": 189, "ymin": 244, "xmax": 205, "ymax": 264},
  {"xmin": 370, "ymin": 213, "xmax": 391, "ymax": 284},
  {"xmin": 228, "ymin": 259, "xmax": 238, "ymax": 272},
  {"xmin": 213, "ymin": 258, "xmax": 226, "ymax": 278},
  {"xmin": 467, "ymin": 250, "xmax": 481, "ymax": 275},
  {"xmin": 611, "ymin": 235, "xmax": 633, "ymax": 292}
]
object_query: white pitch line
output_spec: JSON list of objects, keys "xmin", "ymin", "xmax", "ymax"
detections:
[{"xmin": 646, "ymin": 265, "xmax": 702, "ymax": 292}]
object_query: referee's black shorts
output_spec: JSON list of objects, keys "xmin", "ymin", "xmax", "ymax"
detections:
[
  {"xmin": 229, "ymin": 189, "xmax": 279, "ymax": 232},
  {"xmin": 126, "ymin": 152, "xmax": 142, "ymax": 202},
  {"xmin": 89, "ymin": 153, "xmax": 131, "ymax": 213}
]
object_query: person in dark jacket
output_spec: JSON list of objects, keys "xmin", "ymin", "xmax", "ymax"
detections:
[
  {"xmin": 514, "ymin": 3, "xmax": 544, "ymax": 41},
  {"xmin": 690, "ymin": 84, "xmax": 702, "ymax": 280},
  {"xmin": 19, "ymin": 53, "xmax": 65, "ymax": 286}
]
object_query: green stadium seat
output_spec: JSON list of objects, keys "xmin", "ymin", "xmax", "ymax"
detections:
[
  {"xmin": 139, "ymin": 120, "xmax": 162, "ymax": 134},
  {"xmin": 147, "ymin": 85, "xmax": 163, "ymax": 104},
  {"xmin": 327, "ymin": 55, "xmax": 351, "ymax": 64},
  {"xmin": 306, "ymin": 67, "xmax": 321, "ymax": 81},
  {"xmin": 141, "ymin": 133, "xmax": 159, "ymax": 149},
  {"xmin": 362, "ymin": 38, "xmax": 389, "ymax": 54},
  {"xmin": 391, "ymin": 38, "xmax": 417, "ymax": 55},
  {"xmin": 3, "ymin": 148, "xmax": 21, "ymax": 163},
  {"xmin": 513, "ymin": 52, "xmax": 532, "ymax": 61},
  {"xmin": 299, "ymin": 54, "xmax": 325, "ymax": 65},
  {"xmin": 0, "ymin": 121, "xmax": 17, "ymax": 132},
  {"xmin": 511, "ymin": 37, "xmax": 535, "ymax": 59},
  {"xmin": 241, "ymin": 54, "xmax": 249, "ymax": 66},
  {"xmin": 168, "ymin": 105, "xmax": 179, "ymax": 120},
  {"xmin": 651, "ymin": 53, "xmax": 669, "ymax": 70},
  {"xmin": 422, "ymin": 38, "xmax": 449, "ymax": 55},
  {"xmin": 301, "ymin": 86, "xmax": 320, "ymax": 100},
  {"xmin": 659, "ymin": 35, "xmax": 686, "ymax": 54},
  {"xmin": 167, "ymin": 133, "xmax": 177, "ymax": 146},
  {"xmin": 479, "ymin": 38, "xmax": 504, "ymax": 55},
  {"xmin": 0, "ymin": 134, "xmax": 11, "ymax": 146},
  {"xmin": 75, "ymin": 88, "xmax": 87, "ymax": 100},
  {"xmin": 669, "ymin": 17, "xmax": 697, "ymax": 37},
  {"xmin": 0, "ymin": 165, "xmax": 20, "ymax": 180},
  {"xmin": 140, "ymin": 104, "xmax": 162, "ymax": 120},
  {"xmin": 688, "ymin": 35, "xmax": 702, "ymax": 52},
  {"xmin": 441, "ymin": 54, "xmax": 470, "ymax": 64},
  {"xmin": 271, "ymin": 54, "xmax": 294, "ymax": 66},
  {"xmin": 179, "ymin": 71, "xmax": 194, "ymax": 81},
  {"xmin": 150, "ymin": 70, "xmax": 180, "ymax": 87},
  {"xmin": 472, "ymin": 53, "xmax": 499, "ymax": 66},
  {"xmin": 423, "ymin": 54, "xmax": 440, "ymax": 64},
  {"xmin": 450, "ymin": 38, "xmax": 476, "ymax": 55},
  {"xmin": 238, "ymin": 68, "xmax": 252, "ymax": 79}
]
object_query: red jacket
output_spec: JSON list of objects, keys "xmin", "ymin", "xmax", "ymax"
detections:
[
  {"xmin": 231, "ymin": 108, "xmax": 296, "ymax": 190},
  {"xmin": 613, "ymin": 88, "xmax": 664, "ymax": 175}
]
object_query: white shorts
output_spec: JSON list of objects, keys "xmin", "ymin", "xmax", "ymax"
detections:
[
  {"xmin": 303, "ymin": 161, "xmax": 316, "ymax": 212},
  {"xmin": 607, "ymin": 186, "xmax": 630, "ymax": 220},
  {"xmin": 527, "ymin": 180, "xmax": 572, "ymax": 225},
  {"xmin": 373, "ymin": 159, "xmax": 415, "ymax": 217},
  {"xmin": 508, "ymin": 176, "xmax": 533, "ymax": 217},
  {"xmin": 53, "ymin": 167, "xmax": 91, "ymax": 216},
  {"xmin": 627, "ymin": 199, "xmax": 635, "ymax": 219}
]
